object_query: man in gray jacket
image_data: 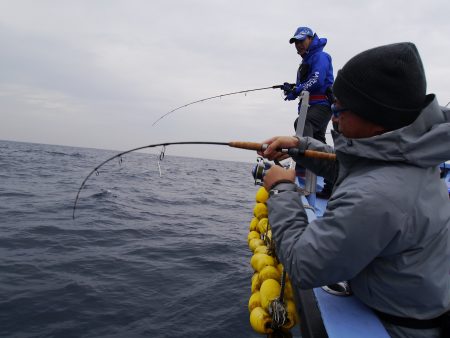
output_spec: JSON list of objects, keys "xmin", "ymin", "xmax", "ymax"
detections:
[{"xmin": 260, "ymin": 42, "xmax": 450, "ymax": 337}]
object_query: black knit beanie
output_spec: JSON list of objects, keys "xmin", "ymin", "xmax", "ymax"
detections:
[{"xmin": 333, "ymin": 42, "xmax": 427, "ymax": 130}]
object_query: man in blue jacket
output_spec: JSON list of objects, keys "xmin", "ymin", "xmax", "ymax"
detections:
[
  {"xmin": 261, "ymin": 42, "xmax": 450, "ymax": 338},
  {"xmin": 284, "ymin": 26, "xmax": 334, "ymax": 197}
]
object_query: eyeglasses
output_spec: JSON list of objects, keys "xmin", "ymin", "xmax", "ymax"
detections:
[{"xmin": 331, "ymin": 104, "xmax": 349, "ymax": 118}]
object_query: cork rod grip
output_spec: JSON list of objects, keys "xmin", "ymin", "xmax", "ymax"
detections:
[
  {"xmin": 228, "ymin": 141, "xmax": 264, "ymax": 151},
  {"xmin": 228, "ymin": 141, "xmax": 336, "ymax": 161},
  {"xmin": 304, "ymin": 150, "xmax": 336, "ymax": 161}
]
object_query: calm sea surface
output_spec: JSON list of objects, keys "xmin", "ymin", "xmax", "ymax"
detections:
[{"xmin": 0, "ymin": 140, "xmax": 299, "ymax": 338}]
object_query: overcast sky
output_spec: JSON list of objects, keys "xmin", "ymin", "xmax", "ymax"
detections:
[{"xmin": 1, "ymin": 0, "xmax": 449, "ymax": 162}]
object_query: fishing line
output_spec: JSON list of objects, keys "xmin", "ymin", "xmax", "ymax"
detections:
[
  {"xmin": 73, "ymin": 142, "xmax": 227, "ymax": 219},
  {"xmin": 73, "ymin": 140, "xmax": 335, "ymax": 219},
  {"xmin": 152, "ymin": 85, "xmax": 284, "ymax": 126}
]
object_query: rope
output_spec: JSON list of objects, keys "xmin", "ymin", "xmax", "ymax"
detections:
[{"xmin": 269, "ymin": 269, "xmax": 288, "ymax": 329}]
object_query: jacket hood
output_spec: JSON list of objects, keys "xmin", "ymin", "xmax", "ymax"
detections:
[
  {"xmin": 333, "ymin": 95, "xmax": 450, "ymax": 168},
  {"xmin": 304, "ymin": 36, "xmax": 327, "ymax": 60}
]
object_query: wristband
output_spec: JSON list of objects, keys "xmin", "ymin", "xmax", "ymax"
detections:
[{"xmin": 269, "ymin": 181, "xmax": 297, "ymax": 196}]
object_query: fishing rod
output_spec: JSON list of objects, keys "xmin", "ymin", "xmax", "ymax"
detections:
[
  {"xmin": 72, "ymin": 140, "xmax": 336, "ymax": 219},
  {"xmin": 152, "ymin": 85, "xmax": 285, "ymax": 126}
]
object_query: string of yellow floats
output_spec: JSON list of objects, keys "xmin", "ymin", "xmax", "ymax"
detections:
[{"xmin": 247, "ymin": 186, "xmax": 300, "ymax": 335}]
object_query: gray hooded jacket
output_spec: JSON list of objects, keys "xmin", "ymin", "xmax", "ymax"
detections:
[{"xmin": 267, "ymin": 96, "xmax": 450, "ymax": 323}]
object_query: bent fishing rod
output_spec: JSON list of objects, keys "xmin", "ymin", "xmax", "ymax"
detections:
[
  {"xmin": 72, "ymin": 140, "xmax": 336, "ymax": 219},
  {"xmin": 152, "ymin": 84, "xmax": 285, "ymax": 126}
]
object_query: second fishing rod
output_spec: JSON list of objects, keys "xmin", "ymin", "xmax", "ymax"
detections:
[{"xmin": 151, "ymin": 84, "xmax": 295, "ymax": 126}]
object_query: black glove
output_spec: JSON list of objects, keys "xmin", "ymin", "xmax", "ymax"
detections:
[
  {"xmin": 282, "ymin": 82, "xmax": 295, "ymax": 95},
  {"xmin": 284, "ymin": 84, "xmax": 303, "ymax": 101}
]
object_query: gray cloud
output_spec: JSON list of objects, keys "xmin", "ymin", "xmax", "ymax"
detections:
[{"xmin": 1, "ymin": 0, "xmax": 449, "ymax": 162}]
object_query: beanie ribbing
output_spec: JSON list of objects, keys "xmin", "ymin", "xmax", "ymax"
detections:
[{"xmin": 333, "ymin": 42, "xmax": 427, "ymax": 130}]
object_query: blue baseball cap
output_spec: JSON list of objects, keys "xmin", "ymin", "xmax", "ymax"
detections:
[{"xmin": 289, "ymin": 26, "xmax": 314, "ymax": 44}]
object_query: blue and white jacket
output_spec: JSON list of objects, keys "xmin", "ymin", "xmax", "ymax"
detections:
[{"xmin": 295, "ymin": 36, "xmax": 334, "ymax": 106}]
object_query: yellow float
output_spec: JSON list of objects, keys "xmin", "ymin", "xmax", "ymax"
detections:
[
  {"xmin": 254, "ymin": 245, "xmax": 269, "ymax": 255},
  {"xmin": 250, "ymin": 307, "xmax": 273, "ymax": 334},
  {"xmin": 246, "ymin": 186, "xmax": 300, "ymax": 336},
  {"xmin": 251, "ymin": 272, "xmax": 261, "ymax": 293},
  {"xmin": 259, "ymin": 265, "xmax": 281, "ymax": 284},
  {"xmin": 249, "ymin": 217, "xmax": 259, "ymax": 231},
  {"xmin": 249, "ymin": 238, "xmax": 265, "ymax": 252},
  {"xmin": 247, "ymin": 231, "xmax": 260, "ymax": 243},
  {"xmin": 260, "ymin": 279, "xmax": 282, "ymax": 310},
  {"xmin": 248, "ymin": 291, "xmax": 262, "ymax": 312},
  {"xmin": 253, "ymin": 203, "xmax": 268, "ymax": 219},
  {"xmin": 257, "ymin": 218, "xmax": 270, "ymax": 233},
  {"xmin": 255, "ymin": 186, "xmax": 269, "ymax": 204},
  {"xmin": 250, "ymin": 253, "xmax": 276, "ymax": 272}
]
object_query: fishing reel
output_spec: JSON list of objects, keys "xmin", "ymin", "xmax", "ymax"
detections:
[
  {"xmin": 252, "ymin": 157, "xmax": 272, "ymax": 186},
  {"xmin": 252, "ymin": 156, "xmax": 292, "ymax": 186}
]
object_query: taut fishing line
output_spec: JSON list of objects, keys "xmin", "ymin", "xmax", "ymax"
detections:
[
  {"xmin": 73, "ymin": 141, "xmax": 227, "ymax": 219},
  {"xmin": 73, "ymin": 140, "xmax": 336, "ymax": 219}
]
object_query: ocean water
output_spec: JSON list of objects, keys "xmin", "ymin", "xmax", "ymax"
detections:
[{"xmin": 0, "ymin": 139, "xmax": 296, "ymax": 338}]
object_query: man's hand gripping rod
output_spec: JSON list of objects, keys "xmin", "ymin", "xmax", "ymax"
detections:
[{"xmin": 228, "ymin": 141, "xmax": 336, "ymax": 161}]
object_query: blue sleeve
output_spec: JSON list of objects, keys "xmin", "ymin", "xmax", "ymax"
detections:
[{"xmin": 300, "ymin": 52, "xmax": 331, "ymax": 92}]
